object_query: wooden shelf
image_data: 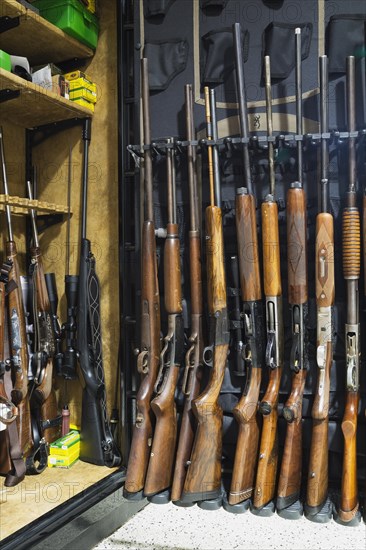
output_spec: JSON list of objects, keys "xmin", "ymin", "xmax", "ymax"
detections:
[
  {"xmin": 0, "ymin": 0, "xmax": 94, "ymax": 66},
  {"xmin": 0, "ymin": 68, "xmax": 92, "ymax": 127},
  {"xmin": 0, "ymin": 194, "xmax": 70, "ymax": 215}
]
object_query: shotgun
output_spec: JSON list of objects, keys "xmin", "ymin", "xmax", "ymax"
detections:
[
  {"xmin": 143, "ymin": 139, "xmax": 184, "ymax": 497},
  {"xmin": 253, "ymin": 55, "xmax": 284, "ymax": 510},
  {"xmin": 124, "ymin": 58, "xmax": 161, "ymax": 497},
  {"xmin": 171, "ymin": 85, "xmax": 204, "ymax": 503},
  {"xmin": 229, "ymin": 22, "xmax": 264, "ymax": 506},
  {"xmin": 338, "ymin": 56, "xmax": 361, "ymax": 523},
  {"xmin": 0, "ymin": 127, "xmax": 32, "ymax": 457},
  {"xmin": 181, "ymin": 87, "xmax": 229, "ymax": 504},
  {"xmin": 277, "ymin": 28, "xmax": 308, "ymax": 511},
  {"xmin": 306, "ymin": 55, "xmax": 335, "ymax": 516}
]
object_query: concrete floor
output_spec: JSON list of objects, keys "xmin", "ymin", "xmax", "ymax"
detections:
[{"xmin": 93, "ymin": 502, "xmax": 366, "ymax": 550}]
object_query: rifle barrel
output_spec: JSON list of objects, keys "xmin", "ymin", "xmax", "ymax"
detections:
[
  {"xmin": 320, "ymin": 56, "xmax": 329, "ymax": 212},
  {"xmin": 185, "ymin": 85, "xmax": 199, "ymax": 233},
  {"xmin": 142, "ymin": 58, "xmax": 154, "ymax": 221},
  {"xmin": 26, "ymin": 180, "xmax": 40, "ymax": 248},
  {"xmin": 295, "ymin": 27, "xmax": 303, "ymax": 181},
  {"xmin": 209, "ymin": 88, "xmax": 221, "ymax": 208},
  {"xmin": 264, "ymin": 56, "xmax": 275, "ymax": 196}
]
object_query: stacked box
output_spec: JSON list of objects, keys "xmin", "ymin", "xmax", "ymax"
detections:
[
  {"xmin": 63, "ymin": 70, "xmax": 97, "ymax": 112},
  {"xmin": 48, "ymin": 430, "xmax": 80, "ymax": 468}
]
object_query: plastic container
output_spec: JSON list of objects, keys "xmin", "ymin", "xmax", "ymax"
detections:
[
  {"xmin": 0, "ymin": 50, "xmax": 11, "ymax": 72},
  {"xmin": 33, "ymin": 0, "xmax": 99, "ymax": 49}
]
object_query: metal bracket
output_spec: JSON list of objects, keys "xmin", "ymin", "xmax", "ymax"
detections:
[
  {"xmin": 0, "ymin": 89, "xmax": 20, "ymax": 103},
  {"xmin": 0, "ymin": 15, "xmax": 20, "ymax": 34},
  {"xmin": 29, "ymin": 118, "xmax": 86, "ymax": 147},
  {"xmin": 36, "ymin": 213, "xmax": 66, "ymax": 234}
]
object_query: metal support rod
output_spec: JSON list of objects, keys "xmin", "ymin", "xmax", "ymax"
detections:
[{"xmin": 26, "ymin": 180, "xmax": 40, "ymax": 248}]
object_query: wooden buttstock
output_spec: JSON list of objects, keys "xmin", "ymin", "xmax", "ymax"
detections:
[
  {"xmin": 253, "ymin": 408, "xmax": 278, "ymax": 509},
  {"xmin": 316, "ymin": 213, "xmax": 334, "ymax": 307},
  {"xmin": 143, "ymin": 365, "xmax": 180, "ymax": 496},
  {"xmin": 236, "ymin": 193, "xmax": 261, "ymax": 302},
  {"xmin": 287, "ymin": 187, "xmax": 307, "ymax": 304},
  {"xmin": 229, "ymin": 369, "xmax": 262, "ymax": 504},
  {"xmin": 30, "ymin": 247, "xmax": 51, "ymax": 313},
  {"xmin": 6, "ymin": 244, "xmax": 29, "ymax": 405},
  {"xmin": 181, "ymin": 343, "xmax": 228, "ymax": 501},
  {"xmin": 262, "ymin": 201, "xmax": 281, "ymax": 297},
  {"xmin": 0, "ymin": 430, "xmax": 12, "ymax": 474},
  {"xmin": 277, "ymin": 419, "xmax": 302, "ymax": 507},
  {"xmin": 306, "ymin": 418, "xmax": 329, "ymax": 511},
  {"xmin": 284, "ymin": 368, "xmax": 307, "ymax": 422},
  {"xmin": 171, "ymin": 327, "xmax": 202, "ymax": 502},
  {"xmin": 261, "ymin": 367, "xmax": 282, "ymax": 412},
  {"xmin": 339, "ymin": 391, "xmax": 359, "ymax": 519},
  {"xmin": 125, "ymin": 220, "xmax": 160, "ymax": 495},
  {"xmin": 16, "ymin": 398, "xmax": 32, "ymax": 456},
  {"xmin": 206, "ymin": 206, "xmax": 226, "ymax": 313},
  {"xmin": 164, "ymin": 224, "xmax": 182, "ymax": 315},
  {"xmin": 41, "ymin": 389, "xmax": 60, "ymax": 444}
]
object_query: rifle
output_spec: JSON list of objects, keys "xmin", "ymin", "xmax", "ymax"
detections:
[
  {"xmin": 44, "ymin": 273, "xmax": 63, "ymax": 378},
  {"xmin": 277, "ymin": 28, "xmax": 308, "ymax": 511},
  {"xmin": 0, "ymin": 260, "xmax": 26, "ymax": 486},
  {"xmin": 338, "ymin": 56, "xmax": 361, "ymax": 523},
  {"xmin": 180, "ymin": 87, "xmax": 229, "ymax": 504},
  {"xmin": 26, "ymin": 180, "xmax": 60, "ymax": 446},
  {"xmin": 171, "ymin": 84, "xmax": 204, "ymax": 503},
  {"xmin": 124, "ymin": 58, "xmax": 161, "ymax": 498},
  {"xmin": 0, "ymin": 127, "xmax": 32, "ymax": 457},
  {"xmin": 253, "ymin": 55, "xmax": 284, "ymax": 510},
  {"xmin": 76, "ymin": 118, "xmax": 121, "ymax": 467},
  {"xmin": 305, "ymin": 55, "xmax": 334, "ymax": 516},
  {"xmin": 229, "ymin": 22, "xmax": 264, "ymax": 506},
  {"xmin": 143, "ymin": 138, "xmax": 185, "ymax": 498}
]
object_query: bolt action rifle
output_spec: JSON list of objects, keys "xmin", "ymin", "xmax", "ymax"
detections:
[
  {"xmin": 0, "ymin": 127, "xmax": 32, "ymax": 458},
  {"xmin": 229, "ymin": 22, "xmax": 264, "ymax": 506},
  {"xmin": 171, "ymin": 84, "xmax": 204, "ymax": 502},
  {"xmin": 306, "ymin": 55, "xmax": 335, "ymax": 516},
  {"xmin": 338, "ymin": 56, "xmax": 361, "ymax": 523},
  {"xmin": 253, "ymin": 56, "xmax": 284, "ymax": 510},
  {"xmin": 143, "ymin": 138, "xmax": 184, "ymax": 498},
  {"xmin": 181, "ymin": 87, "xmax": 229, "ymax": 504},
  {"xmin": 0, "ymin": 260, "xmax": 26, "ymax": 486},
  {"xmin": 76, "ymin": 118, "xmax": 121, "ymax": 468},
  {"xmin": 277, "ymin": 28, "xmax": 309, "ymax": 511},
  {"xmin": 26, "ymin": 180, "xmax": 61, "ymax": 466},
  {"xmin": 124, "ymin": 58, "xmax": 161, "ymax": 498}
]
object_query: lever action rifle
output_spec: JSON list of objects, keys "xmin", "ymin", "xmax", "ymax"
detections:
[
  {"xmin": 338, "ymin": 56, "xmax": 361, "ymax": 523},
  {"xmin": 171, "ymin": 84, "xmax": 204, "ymax": 503},
  {"xmin": 143, "ymin": 138, "xmax": 184, "ymax": 497},
  {"xmin": 26, "ymin": 180, "xmax": 60, "ymax": 448},
  {"xmin": 277, "ymin": 28, "xmax": 309, "ymax": 511},
  {"xmin": 76, "ymin": 118, "xmax": 121, "ymax": 467},
  {"xmin": 0, "ymin": 127, "xmax": 32, "ymax": 457},
  {"xmin": 306, "ymin": 55, "xmax": 334, "ymax": 516},
  {"xmin": 253, "ymin": 56, "xmax": 284, "ymax": 510},
  {"xmin": 124, "ymin": 58, "xmax": 161, "ymax": 497},
  {"xmin": 181, "ymin": 87, "xmax": 229, "ymax": 504},
  {"xmin": 229, "ymin": 22, "xmax": 264, "ymax": 506}
]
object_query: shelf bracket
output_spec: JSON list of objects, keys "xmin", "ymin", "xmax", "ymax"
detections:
[
  {"xmin": 36, "ymin": 213, "xmax": 67, "ymax": 234},
  {"xmin": 0, "ymin": 89, "xmax": 20, "ymax": 103},
  {"xmin": 0, "ymin": 15, "xmax": 20, "ymax": 34}
]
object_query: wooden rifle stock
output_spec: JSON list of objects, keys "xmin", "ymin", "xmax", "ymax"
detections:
[
  {"xmin": 124, "ymin": 221, "xmax": 161, "ymax": 495},
  {"xmin": 172, "ymin": 84, "xmax": 204, "ymax": 502},
  {"xmin": 144, "ymin": 209, "xmax": 184, "ymax": 496}
]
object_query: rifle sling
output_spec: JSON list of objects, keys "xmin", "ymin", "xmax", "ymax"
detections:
[
  {"xmin": 3, "ymin": 365, "xmax": 25, "ymax": 486},
  {"xmin": 26, "ymin": 415, "xmax": 48, "ymax": 475}
]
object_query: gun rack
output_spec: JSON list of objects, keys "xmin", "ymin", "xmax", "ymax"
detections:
[
  {"xmin": 0, "ymin": 194, "xmax": 70, "ymax": 216},
  {"xmin": 0, "ymin": 0, "xmax": 93, "ymax": 66}
]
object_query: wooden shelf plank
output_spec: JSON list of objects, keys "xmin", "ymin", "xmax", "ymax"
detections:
[
  {"xmin": 0, "ymin": 194, "xmax": 70, "ymax": 215},
  {"xmin": 0, "ymin": 68, "xmax": 92, "ymax": 127},
  {"xmin": 0, "ymin": 462, "xmax": 119, "ymax": 540},
  {"xmin": 0, "ymin": 0, "xmax": 94, "ymax": 65}
]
